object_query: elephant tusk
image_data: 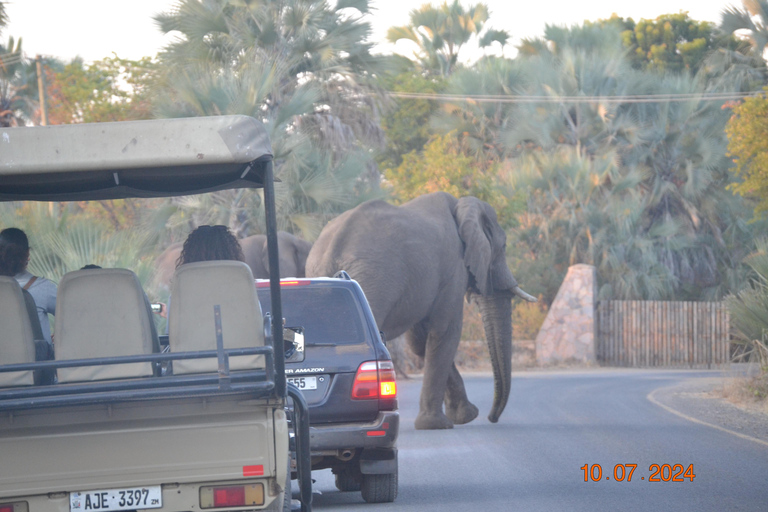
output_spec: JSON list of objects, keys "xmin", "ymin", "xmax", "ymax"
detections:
[{"xmin": 513, "ymin": 286, "xmax": 537, "ymax": 302}]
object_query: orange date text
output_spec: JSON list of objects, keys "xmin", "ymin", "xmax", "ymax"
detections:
[{"xmin": 580, "ymin": 464, "xmax": 695, "ymax": 482}]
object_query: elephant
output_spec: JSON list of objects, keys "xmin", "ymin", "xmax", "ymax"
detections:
[
  {"xmin": 306, "ymin": 192, "xmax": 536, "ymax": 430},
  {"xmin": 239, "ymin": 231, "xmax": 312, "ymax": 280},
  {"xmin": 154, "ymin": 231, "xmax": 312, "ymax": 290}
]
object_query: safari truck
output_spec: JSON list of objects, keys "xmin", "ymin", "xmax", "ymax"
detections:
[{"xmin": 0, "ymin": 116, "xmax": 312, "ymax": 512}]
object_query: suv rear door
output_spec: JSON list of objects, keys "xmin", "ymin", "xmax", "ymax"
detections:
[{"xmin": 257, "ymin": 280, "xmax": 383, "ymax": 424}]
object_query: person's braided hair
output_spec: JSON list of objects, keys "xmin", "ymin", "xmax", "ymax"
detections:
[
  {"xmin": 176, "ymin": 225, "xmax": 245, "ymax": 268},
  {"xmin": 0, "ymin": 227, "xmax": 30, "ymax": 277}
]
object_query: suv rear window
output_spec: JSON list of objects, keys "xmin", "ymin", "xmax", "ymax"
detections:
[{"xmin": 257, "ymin": 286, "xmax": 367, "ymax": 345}]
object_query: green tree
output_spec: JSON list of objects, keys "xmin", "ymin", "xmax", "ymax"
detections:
[
  {"xmin": 386, "ymin": 0, "xmax": 508, "ymax": 76},
  {"xmin": 45, "ymin": 56, "xmax": 155, "ymax": 125},
  {"xmin": 726, "ymin": 89, "xmax": 768, "ymax": 216},
  {"xmin": 618, "ymin": 13, "xmax": 734, "ymax": 74},
  {"xmin": 377, "ymin": 69, "xmax": 445, "ymax": 170},
  {"xmin": 519, "ymin": 13, "xmax": 743, "ymax": 75},
  {"xmin": 386, "ymin": 133, "xmax": 483, "ymax": 197}
]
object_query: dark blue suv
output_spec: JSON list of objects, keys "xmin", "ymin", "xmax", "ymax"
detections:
[{"xmin": 256, "ymin": 274, "xmax": 399, "ymax": 503}]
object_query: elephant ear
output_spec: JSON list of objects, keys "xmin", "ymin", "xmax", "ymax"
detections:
[{"xmin": 455, "ymin": 196, "xmax": 495, "ymax": 295}]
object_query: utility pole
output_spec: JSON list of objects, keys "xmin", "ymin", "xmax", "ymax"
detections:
[{"xmin": 35, "ymin": 55, "xmax": 48, "ymax": 126}]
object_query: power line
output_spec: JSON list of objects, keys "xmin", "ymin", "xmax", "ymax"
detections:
[
  {"xmin": 0, "ymin": 53, "xmax": 26, "ymax": 66},
  {"xmin": 387, "ymin": 90, "xmax": 764, "ymax": 104}
]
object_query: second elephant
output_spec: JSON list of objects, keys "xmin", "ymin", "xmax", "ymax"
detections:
[{"xmin": 154, "ymin": 231, "xmax": 312, "ymax": 289}]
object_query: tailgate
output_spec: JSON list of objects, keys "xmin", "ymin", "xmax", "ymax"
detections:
[{"xmin": 0, "ymin": 395, "xmax": 283, "ymax": 498}]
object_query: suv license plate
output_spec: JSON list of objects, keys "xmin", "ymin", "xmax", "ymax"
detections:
[
  {"xmin": 287, "ymin": 376, "xmax": 317, "ymax": 390},
  {"xmin": 70, "ymin": 486, "xmax": 162, "ymax": 512}
]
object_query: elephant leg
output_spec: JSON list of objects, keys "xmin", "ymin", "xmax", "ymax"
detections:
[
  {"xmin": 405, "ymin": 325, "xmax": 426, "ymax": 359},
  {"xmin": 444, "ymin": 362, "xmax": 478, "ymax": 425},
  {"xmin": 411, "ymin": 324, "xmax": 458, "ymax": 430}
]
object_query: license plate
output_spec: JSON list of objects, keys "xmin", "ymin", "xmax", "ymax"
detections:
[
  {"xmin": 287, "ymin": 376, "xmax": 317, "ymax": 390},
  {"xmin": 70, "ymin": 486, "xmax": 162, "ymax": 512}
]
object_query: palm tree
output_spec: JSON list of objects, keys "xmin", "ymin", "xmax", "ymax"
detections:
[
  {"xmin": 151, "ymin": 0, "xmax": 385, "ymax": 239},
  {"xmin": 431, "ymin": 56, "xmax": 529, "ymax": 164},
  {"xmin": 511, "ymin": 147, "xmax": 680, "ymax": 301},
  {"xmin": 721, "ymin": 0, "xmax": 768, "ymax": 58},
  {"xmin": 0, "ymin": 203, "xmax": 161, "ymax": 298},
  {"xmin": 725, "ymin": 238, "xmax": 768, "ymax": 365},
  {"xmin": 705, "ymin": 1, "xmax": 767, "ymax": 91},
  {"xmin": 0, "ymin": 2, "xmax": 7, "ymax": 31},
  {"xmin": 432, "ymin": 24, "xmax": 762, "ymax": 302},
  {"xmin": 0, "ymin": 3, "xmax": 38, "ymax": 127},
  {"xmin": 0, "ymin": 36, "xmax": 34, "ymax": 127},
  {"xmin": 386, "ymin": 0, "xmax": 508, "ymax": 76}
]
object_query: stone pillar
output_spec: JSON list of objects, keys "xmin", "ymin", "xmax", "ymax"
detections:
[{"xmin": 535, "ymin": 264, "xmax": 597, "ymax": 364}]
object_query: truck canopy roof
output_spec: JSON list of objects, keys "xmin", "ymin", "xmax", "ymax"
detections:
[{"xmin": 0, "ymin": 115, "xmax": 272, "ymax": 202}]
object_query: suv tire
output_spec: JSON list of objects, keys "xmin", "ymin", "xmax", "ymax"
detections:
[
  {"xmin": 334, "ymin": 466, "xmax": 362, "ymax": 492},
  {"xmin": 361, "ymin": 470, "xmax": 398, "ymax": 503}
]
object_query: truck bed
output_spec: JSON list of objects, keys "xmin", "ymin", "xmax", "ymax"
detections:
[{"xmin": 0, "ymin": 393, "xmax": 285, "ymax": 498}]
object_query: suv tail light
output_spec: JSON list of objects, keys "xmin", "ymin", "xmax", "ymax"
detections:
[{"xmin": 351, "ymin": 361, "xmax": 397, "ymax": 400}]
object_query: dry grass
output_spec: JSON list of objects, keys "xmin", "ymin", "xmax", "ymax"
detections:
[{"xmin": 718, "ymin": 373, "xmax": 768, "ymax": 416}]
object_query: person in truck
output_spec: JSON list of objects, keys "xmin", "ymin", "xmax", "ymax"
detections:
[
  {"xmin": 162, "ymin": 224, "xmax": 247, "ymax": 331},
  {"xmin": 176, "ymin": 224, "xmax": 246, "ymax": 266},
  {"xmin": 0, "ymin": 227, "xmax": 57, "ymax": 350}
]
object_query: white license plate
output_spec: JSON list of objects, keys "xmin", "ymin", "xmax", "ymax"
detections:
[
  {"xmin": 70, "ymin": 486, "xmax": 162, "ymax": 512},
  {"xmin": 287, "ymin": 376, "xmax": 317, "ymax": 390}
]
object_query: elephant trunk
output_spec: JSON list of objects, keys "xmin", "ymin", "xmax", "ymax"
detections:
[{"xmin": 476, "ymin": 293, "xmax": 513, "ymax": 423}]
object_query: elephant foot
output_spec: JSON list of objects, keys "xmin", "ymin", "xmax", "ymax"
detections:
[
  {"xmin": 446, "ymin": 401, "xmax": 479, "ymax": 425},
  {"xmin": 414, "ymin": 411, "xmax": 454, "ymax": 430}
]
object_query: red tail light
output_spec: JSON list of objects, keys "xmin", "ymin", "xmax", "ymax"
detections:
[
  {"xmin": 351, "ymin": 361, "xmax": 397, "ymax": 400},
  {"xmin": 214, "ymin": 487, "xmax": 245, "ymax": 507},
  {"xmin": 200, "ymin": 484, "xmax": 264, "ymax": 508},
  {"xmin": 1, "ymin": 505, "xmax": 15, "ymax": 512}
]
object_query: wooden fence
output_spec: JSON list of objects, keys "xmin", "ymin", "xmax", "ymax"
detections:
[{"xmin": 596, "ymin": 301, "xmax": 730, "ymax": 368}]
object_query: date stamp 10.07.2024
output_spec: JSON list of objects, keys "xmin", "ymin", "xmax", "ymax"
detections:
[{"xmin": 581, "ymin": 464, "xmax": 695, "ymax": 482}]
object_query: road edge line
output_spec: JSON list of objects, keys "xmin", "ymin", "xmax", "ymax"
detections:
[{"xmin": 647, "ymin": 388, "xmax": 768, "ymax": 449}]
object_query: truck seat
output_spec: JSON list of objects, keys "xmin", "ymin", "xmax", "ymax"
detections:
[
  {"xmin": 0, "ymin": 276, "xmax": 38, "ymax": 386},
  {"xmin": 54, "ymin": 268, "xmax": 159, "ymax": 383},
  {"xmin": 169, "ymin": 261, "xmax": 264, "ymax": 374}
]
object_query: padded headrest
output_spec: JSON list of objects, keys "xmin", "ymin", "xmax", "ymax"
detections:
[
  {"xmin": 0, "ymin": 276, "xmax": 36, "ymax": 386},
  {"xmin": 55, "ymin": 268, "xmax": 158, "ymax": 382},
  {"xmin": 169, "ymin": 260, "xmax": 264, "ymax": 374}
]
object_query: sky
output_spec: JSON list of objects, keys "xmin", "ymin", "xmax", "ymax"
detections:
[{"xmin": 3, "ymin": 0, "xmax": 739, "ymax": 64}]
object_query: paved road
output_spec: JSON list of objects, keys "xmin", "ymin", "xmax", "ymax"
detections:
[{"xmin": 307, "ymin": 369, "xmax": 768, "ymax": 511}]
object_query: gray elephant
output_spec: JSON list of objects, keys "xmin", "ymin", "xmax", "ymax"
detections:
[
  {"xmin": 154, "ymin": 231, "xmax": 312, "ymax": 289},
  {"xmin": 239, "ymin": 231, "xmax": 312, "ymax": 279},
  {"xmin": 306, "ymin": 192, "xmax": 535, "ymax": 430}
]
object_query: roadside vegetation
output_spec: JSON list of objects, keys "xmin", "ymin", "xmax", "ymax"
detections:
[{"xmin": 2, "ymin": 0, "xmax": 768, "ymax": 393}]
